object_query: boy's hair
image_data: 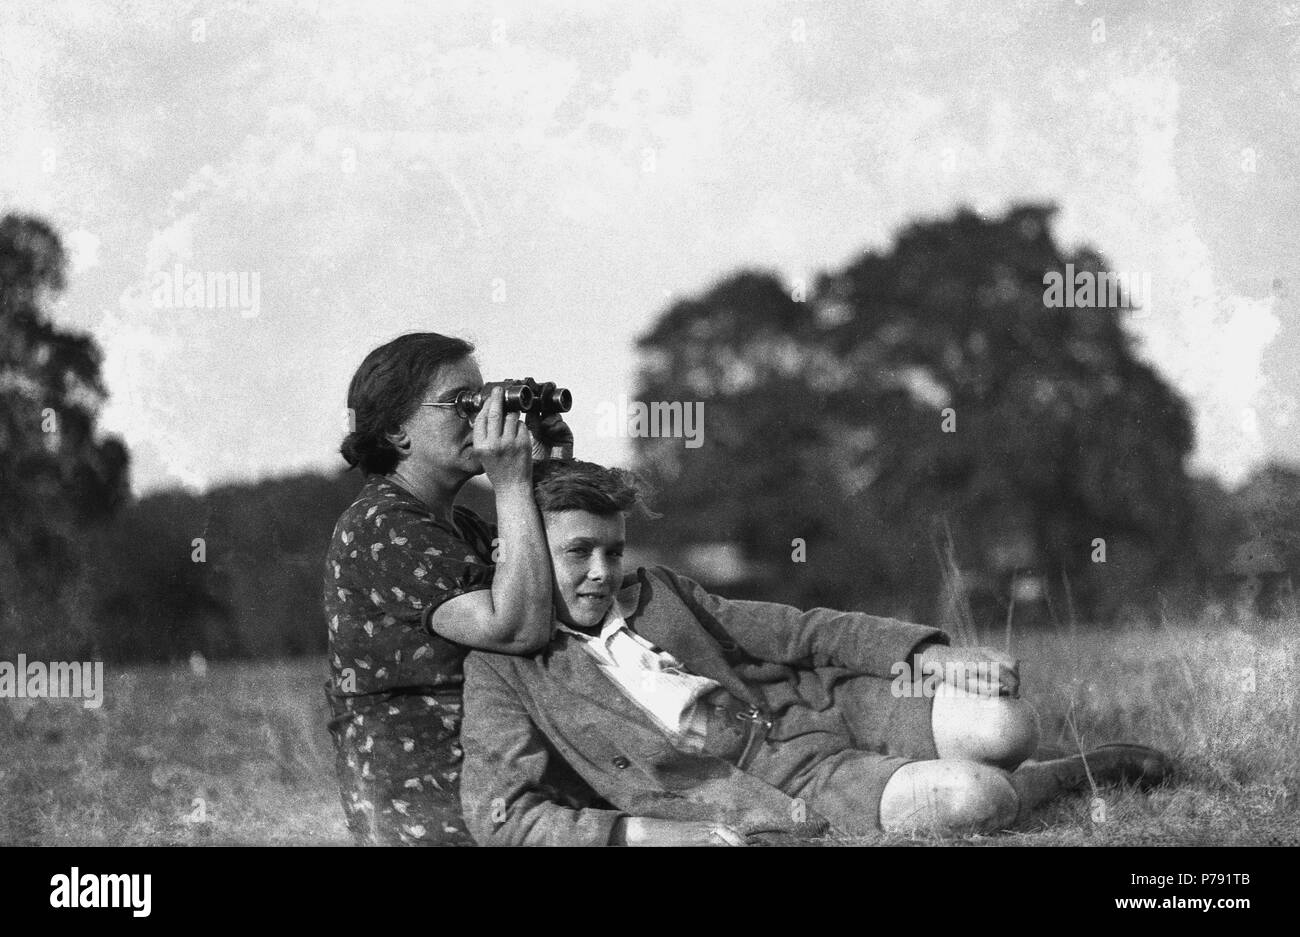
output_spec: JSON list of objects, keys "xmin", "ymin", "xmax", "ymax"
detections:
[{"xmin": 531, "ymin": 459, "xmax": 656, "ymax": 518}]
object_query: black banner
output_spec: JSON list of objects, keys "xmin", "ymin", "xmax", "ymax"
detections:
[{"xmin": 3, "ymin": 845, "xmax": 1285, "ymax": 925}]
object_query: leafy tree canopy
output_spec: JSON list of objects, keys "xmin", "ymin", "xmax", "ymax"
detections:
[
  {"xmin": 632, "ymin": 205, "xmax": 1196, "ymax": 625},
  {"xmin": 0, "ymin": 214, "xmax": 129, "ymax": 648}
]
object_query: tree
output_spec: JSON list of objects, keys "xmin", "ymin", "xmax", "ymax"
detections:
[
  {"xmin": 630, "ymin": 205, "xmax": 1197, "ymax": 627},
  {"xmin": 1223, "ymin": 462, "xmax": 1300, "ymax": 616},
  {"xmin": 0, "ymin": 214, "xmax": 129, "ymax": 656}
]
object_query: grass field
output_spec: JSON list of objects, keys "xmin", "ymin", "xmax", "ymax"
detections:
[{"xmin": 3, "ymin": 613, "xmax": 1297, "ymax": 846}]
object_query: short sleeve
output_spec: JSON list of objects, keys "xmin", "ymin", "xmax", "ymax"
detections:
[{"xmin": 340, "ymin": 499, "xmax": 495, "ymax": 630}]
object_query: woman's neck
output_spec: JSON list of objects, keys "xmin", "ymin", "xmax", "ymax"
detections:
[{"xmin": 384, "ymin": 466, "xmax": 467, "ymax": 525}]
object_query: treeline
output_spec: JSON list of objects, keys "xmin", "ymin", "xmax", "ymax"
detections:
[
  {"xmin": 627, "ymin": 206, "xmax": 1300, "ymax": 629},
  {"xmin": 5, "ymin": 208, "xmax": 1297, "ymax": 665},
  {"xmin": 69, "ymin": 472, "xmax": 499, "ymax": 663},
  {"xmin": 42, "ymin": 458, "xmax": 1293, "ymax": 665}
]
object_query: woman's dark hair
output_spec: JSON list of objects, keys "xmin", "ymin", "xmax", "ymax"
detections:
[
  {"xmin": 341, "ymin": 332, "xmax": 475, "ymax": 475},
  {"xmin": 531, "ymin": 459, "xmax": 658, "ymax": 518}
]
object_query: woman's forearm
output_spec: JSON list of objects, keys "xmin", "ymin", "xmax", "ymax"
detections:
[{"xmin": 486, "ymin": 481, "xmax": 554, "ymax": 652}]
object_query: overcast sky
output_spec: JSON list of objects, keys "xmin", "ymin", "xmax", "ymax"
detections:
[{"xmin": 2, "ymin": 0, "xmax": 1296, "ymax": 494}]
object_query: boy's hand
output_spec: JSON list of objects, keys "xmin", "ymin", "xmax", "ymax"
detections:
[
  {"xmin": 917, "ymin": 644, "xmax": 1020, "ymax": 697},
  {"xmin": 526, "ymin": 411, "xmax": 574, "ymax": 461},
  {"xmin": 611, "ymin": 817, "xmax": 747, "ymax": 846}
]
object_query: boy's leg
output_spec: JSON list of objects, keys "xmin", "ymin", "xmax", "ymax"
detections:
[
  {"xmin": 879, "ymin": 759, "xmax": 1020, "ymax": 834},
  {"xmin": 787, "ymin": 676, "xmax": 1168, "ymax": 835},
  {"xmin": 766, "ymin": 743, "xmax": 1171, "ymax": 837},
  {"xmin": 748, "ymin": 741, "xmax": 1018, "ymax": 837},
  {"xmin": 930, "ymin": 688, "xmax": 1040, "ymax": 769},
  {"xmin": 739, "ymin": 693, "xmax": 1000, "ymax": 836},
  {"xmin": 830, "ymin": 672, "xmax": 1040, "ymax": 769},
  {"xmin": 826, "ymin": 672, "xmax": 940, "ymax": 759}
]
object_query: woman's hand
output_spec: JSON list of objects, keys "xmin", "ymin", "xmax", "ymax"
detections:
[
  {"xmin": 432, "ymin": 387, "xmax": 551, "ymax": 653},
  {"xmin": 916, "ymin": 643, "xmax": 1021, "ymax": 697},
  {"xmin": 611, "ymin": 817, "xmax": 747, "ymax": 846},
  {"xmin": 472, "ymin": 385, "xmax": 533, "ymax": 488},
  {"xmin": 526, "ymin": 411, "xmax": 574, "ymax": 462}
]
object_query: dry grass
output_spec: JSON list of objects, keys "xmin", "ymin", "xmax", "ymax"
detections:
[
  {"xmin": 2, "ymin": 613, "xmax": 1297, "ymax": 846},
  {"xmin": 0, "ymin": 658, "xmax": 350, "ymax": 845},
  {"xmin": 848, "ymin": 611, "xmax": 1300, "ymax": 846}
]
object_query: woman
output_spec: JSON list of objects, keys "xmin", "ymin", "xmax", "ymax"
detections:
[{"xmin": 323, "ymin": 332, "xmax": 570, "ymax": 845}]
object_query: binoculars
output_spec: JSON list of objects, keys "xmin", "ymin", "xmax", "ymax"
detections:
[{"xmin": 453, "ymin": 377, "xmax": 572, "ymax": 420}]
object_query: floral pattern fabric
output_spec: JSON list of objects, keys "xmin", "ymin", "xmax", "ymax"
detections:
[{"xmin": 322, "ymin": 475, "xmax": 496, "ymax": 845}]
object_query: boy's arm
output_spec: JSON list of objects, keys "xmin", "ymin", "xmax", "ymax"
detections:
[
  {"xmin": 654, "ymin": 566, "xmax": 949, "ymax": 677},
  {"xmin": 460, "ymin": 653, "xmax": 627, "ymax": 846}
]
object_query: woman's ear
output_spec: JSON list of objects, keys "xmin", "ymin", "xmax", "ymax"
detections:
[{"xmin": 384, "ymin": 427, "xmax": 412, "ymax": 459}]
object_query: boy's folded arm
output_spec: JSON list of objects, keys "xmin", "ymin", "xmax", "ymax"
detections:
[
  {"xmin": 657, "ymin": 565, "xmax": 949, "ymax": 676},
  {"xmin": 460, "ymin": 653, "xmax": 627, "ymax": 846}
]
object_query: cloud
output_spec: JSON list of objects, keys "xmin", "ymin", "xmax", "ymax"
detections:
[
  {"xmin": 6, "ymin": 0, "xmax": 1295, "ymax": 493},
  {"xmin": 1131, "ymin": 222, "xmax": 1281, "ymax": 484},
  {"xmin": 65, "ymin": 229, "xmax": 101, "ymax": 273}
]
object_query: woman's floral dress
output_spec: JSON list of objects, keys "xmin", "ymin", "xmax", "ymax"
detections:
[{"xmin": 323, "ymin": 476, "xmax": 495, "ymax": 845}]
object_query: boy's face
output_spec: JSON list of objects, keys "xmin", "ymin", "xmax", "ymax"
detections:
[{"xmin": 543, "ymin": 510, "xmax": 626, "ymax": 628}]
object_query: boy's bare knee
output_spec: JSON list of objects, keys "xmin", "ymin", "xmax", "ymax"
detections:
[
  {"xmin": 942, "ymin": 762, "xmax": 1019, "ymax": 831},
  {"xmin": 933, "ymin": 695, "xmax": 1040, "ymax": 769},
  {"xmin": 880, "ymin": 760, "xmax": 1019, "ymax": 835},
  {"xmin": 982, "ymin": 697, "xmax": 1040, "ymax": 767}
]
